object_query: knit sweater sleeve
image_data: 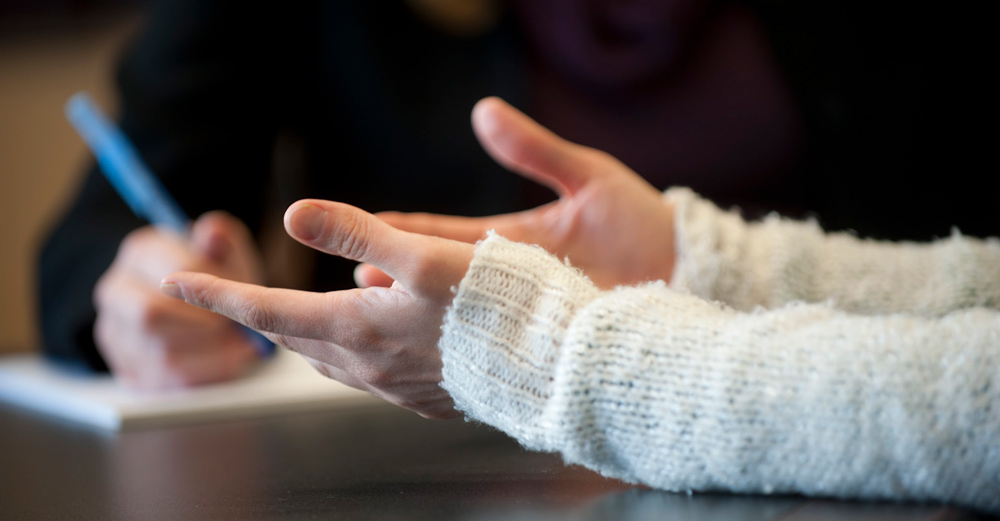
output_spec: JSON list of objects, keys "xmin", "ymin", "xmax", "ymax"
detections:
[
  {"xmin": 665, "ymin": 188, "xmax": 1000, "ymax": 315},
  {"xmin": 438, "ymin": 232, "xmax": 1000, "ymax": 513}
]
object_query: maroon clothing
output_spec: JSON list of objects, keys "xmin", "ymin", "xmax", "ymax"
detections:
[{"xmin": 513, "ymin": 0, "xmax": 802, "ymax": 213}]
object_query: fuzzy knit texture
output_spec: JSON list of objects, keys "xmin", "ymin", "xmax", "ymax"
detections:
[{"xmin": 437, "ymin": 187, "xmax": 1000, "ymax": 513}]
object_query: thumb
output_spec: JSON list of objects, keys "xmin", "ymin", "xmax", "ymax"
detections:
[
  {"xmin": 191, "ymin": 211, "xmax": 243, "ymax": 262},
  {"xmin": 472, "ymin": 96, "xmax": 597, "ymax": 197},
  {"xmin": 284, "ymin": 199, "xmax": 469, "ymax": 296},
  {"xmin": 190, "ymin": 211, "xmax": 262, "ymax": 282}
]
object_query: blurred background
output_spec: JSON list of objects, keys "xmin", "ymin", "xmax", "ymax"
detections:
[
  {"xmin": 1, "ymin": 0, "xmax": 990, "ymax": 361},
  {"xmin": 0, "ymin": 0, "xmax": 141, "ymax": 353}
]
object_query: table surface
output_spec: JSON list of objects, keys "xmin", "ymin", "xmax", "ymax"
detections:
[{"xmin": 0, "ymin": 400, "xmax": 995, "ymax": 521}]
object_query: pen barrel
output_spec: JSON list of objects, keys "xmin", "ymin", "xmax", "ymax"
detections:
[
  {"xmin": 65, "ymin": 93, "xmax": 190, "ymax": 234},
  {"xmin": 66, "ymin": 92, "xmax": 274, "ymax": 359}
]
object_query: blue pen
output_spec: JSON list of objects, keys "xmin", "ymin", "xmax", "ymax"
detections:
[{"xmin": 65, "ymin": 92, "xmax": 275, "ymax": 358}]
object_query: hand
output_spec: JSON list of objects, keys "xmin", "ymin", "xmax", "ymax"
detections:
[
  {"xmin": 160, "ymin": 201, "xmax": 472, "ymax": 419},
  {"xmin": 356, "ymin": 96, "xmax": 676, "ymax": 290},
  {"xmin": 93, "ymin": 212, "xmax": 264, "ymax": 390}
]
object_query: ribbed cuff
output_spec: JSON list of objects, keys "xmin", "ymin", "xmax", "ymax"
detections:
[
  {"xmin": 438, "ymin": 232, "xmax": 599, "ymax": 451},
  {"xmin": 666, "ymin": 187, "xmax": 759, "ymax": 307}
]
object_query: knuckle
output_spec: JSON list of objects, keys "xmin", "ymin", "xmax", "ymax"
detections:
[
  {"xmin": 234, "ymin": 296, "xmax": 278, "ymax": 332},
  {"xmin": 335, "ymin": 210, "xmax": 373, "ymax": 261},
  {"xmin": 184, "ymin": 276, "xmax": 236, "ymax": 314},
  {"xmin": 237, "ymin": 304, "xmax": 271, "ymax": 332}
]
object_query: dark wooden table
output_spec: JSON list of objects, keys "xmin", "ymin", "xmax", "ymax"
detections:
[{"xmin": 0, "ymin": 400, "xmax": 994, "ymax": 520}]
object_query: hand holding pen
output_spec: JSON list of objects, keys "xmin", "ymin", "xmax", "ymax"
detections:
[{"xmin": 66, "ymin": 93, "xmax": 274, "ymax": 390}]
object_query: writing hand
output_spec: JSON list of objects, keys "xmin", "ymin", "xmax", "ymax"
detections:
[
  {"xmin": 93, "ymin": 211, "xmax": 264, "ymax": 389},
  {"xmin": 356, "ymin": 96, "xmax": 676, "ymax": 290},
  {"xmin": 161, "ymin": 200, "xmax": 472, "ymax": 419}
]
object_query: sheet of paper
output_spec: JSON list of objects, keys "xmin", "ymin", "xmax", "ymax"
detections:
[{"xmin": 0, "ymin": 348, "xmax": 376, "ymax": 431}]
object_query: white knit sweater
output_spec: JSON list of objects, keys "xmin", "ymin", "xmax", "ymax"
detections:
[{"xmin": 437, "ymin": 188, "xmax": 1000, "ymax": 513}]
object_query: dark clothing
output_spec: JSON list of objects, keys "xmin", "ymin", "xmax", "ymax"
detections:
[
  {"xmin": 38, "ymin": 0, "xmax": 993, "ymax": 371},
  {"xmin": 40, "ymin": 1, "xmax": 534, "ymax": 371}
]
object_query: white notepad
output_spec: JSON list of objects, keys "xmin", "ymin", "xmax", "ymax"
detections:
[{"xmin": 0, "ymin": 348, "xmax": 376, "ymax": 431}]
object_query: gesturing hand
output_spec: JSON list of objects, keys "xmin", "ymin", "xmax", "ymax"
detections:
[
  {"xmin": 356, "ymin": 97, "xmax": 676, "ymax": 290},
  {"xmin": 161, "ymin": 200, "xmax": 473, "ymax": 419}
]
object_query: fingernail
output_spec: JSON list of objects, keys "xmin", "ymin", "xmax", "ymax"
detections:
[
  {"xmin": 288, "ymin": 204, "xmax": 327, "ymax": 241},
  {"xmin": 160, "ymin": 282, "xmax": 185, "ymax": 301},
  {"xmin": 353, "ymin": 263, "xmax": 368, "ymax": 288},
  {"xmin": 473, "ymin": 101, "xmax": 500, "ymax": 137}
]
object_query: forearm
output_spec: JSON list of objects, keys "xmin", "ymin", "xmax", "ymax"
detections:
[
  {"xmin": 666, "ymin": 188, "xmax": 1000, "ymax": 315},
  {"xmin": 440, "ymin": 234, "xmax": 1000, "ymax": 512}
]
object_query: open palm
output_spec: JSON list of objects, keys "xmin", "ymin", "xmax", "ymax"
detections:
[{"xmin": 359, "ymin": 97, "xmax": 677, "ymax": 290}]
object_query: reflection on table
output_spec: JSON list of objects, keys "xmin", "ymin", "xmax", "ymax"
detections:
[{"xmin": 0, "ymin": 400, "xmax": 994, "ymax": 520}]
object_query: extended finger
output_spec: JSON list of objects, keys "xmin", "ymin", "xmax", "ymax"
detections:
[
  {"xmin": 160, "ymin": 272, "xmax": 369, "ymax": 343},
  {"xmin": 375, "ymin": 211, "xmax": 492, "ymax": 243},
  {"xmin": 375, "ymin": 207, "xmax": 542, "ymax": 244},
  {"xmin": 96, "ymin": 272, "xmax": 235, "ymax": 338},
  {"xmin": 472, "ymin": 96, "xmax": 596, "ymax": 197}
]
